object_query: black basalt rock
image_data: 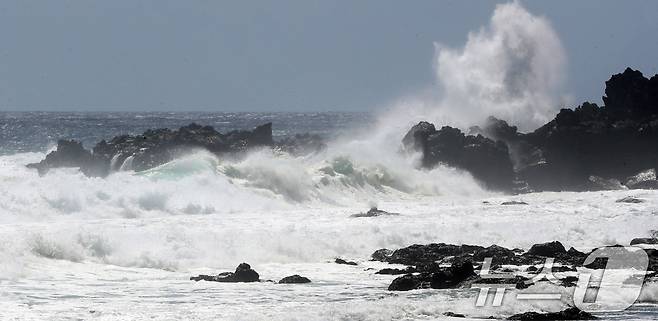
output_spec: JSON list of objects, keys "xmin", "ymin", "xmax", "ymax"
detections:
[
  {"xmin": 190, "ymin": 263, "xmax": 260, "ymax": 283},
  {"xmin": 28, "ymin": 123, "xmax": 276, "ymax": 177},
  {"xmin": 507, "ymin": 307, "xmax": 597, "ymax": 320},
  {"xmin": 278, "ymin": 275, "xmax": 311, "ymax": 284},
  {"xmin": 402, "ymin": 124, "xmax": 515, "ymax": 191}
]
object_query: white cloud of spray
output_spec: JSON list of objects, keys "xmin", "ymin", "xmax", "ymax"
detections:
[{"xmin": 380, "ymin": 1, "xmax": 568, "ymax": 133}]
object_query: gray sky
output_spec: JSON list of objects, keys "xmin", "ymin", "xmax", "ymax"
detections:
[{"xmin": 1, "ymin": 0, "xmax": 657, "ymax": 112}]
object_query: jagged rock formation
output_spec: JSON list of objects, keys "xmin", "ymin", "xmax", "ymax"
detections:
[
  {"xmin": 406, "ymin": 68, "xmax": 658, "ymax": 192},
  {"xmin": 27, "ymin": 123, "xmax": 297, "ymax": 176},
  {"xmin": 374, "ymin": 239, "xmax": 657, "ymax": 292},
  {"xmin": 402, "ymin": 122, "xmax": 515, "ymax": 191}
]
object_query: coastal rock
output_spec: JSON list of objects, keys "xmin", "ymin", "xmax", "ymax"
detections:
[
  {"xmin": 402, "ymin": 124, "xmax": 515, "ymax": 191},
  {"xmin": 616, "ymin": 196, "xmax": 645, "ymax": 203},
  {"xmin": 630, "ymin": 238, "xmax": 658, "ymax": 245},
  {"xmin": 28, "ymin": 123, "xmax": 275, "ymax": 176},
  {"xmin": 526, "ymin": 241, "xmax": 567, "ymax": 257},
  {"xmin": 408, "ymin": 68, "xmax": 658, "ymax": 193},
  {"xmin": 507, "ymin": 307, "xmax": 597, "ymax": 320},
  {"xmin": 334, "ymin": 258, "xmax": 358, "ymax": 266},
  {"xmin": 375, "ymin": 267, "xmax": 416, "ymax": 275},
  {"xmin": 350, "ymin": 207, "xmax": 400, "ymax": 218},
  {"xmin": 387, "ymin": 262, "xmax": 476, "ymax": 291},
  {"xmin": 190, "ymin": 263, "xmax": 260, "ymax": 283},
  {"xmin": 278, "ymin": 275, "xmax": 311, "ymax": 284},
  {"xmin": 501, "ymin": 201, "xmax": 528, "ymax": 205}
]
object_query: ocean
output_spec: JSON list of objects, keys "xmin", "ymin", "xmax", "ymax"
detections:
[{"xmin": 0, "ymin": 112, "xmax": 656, "ymax": 320}]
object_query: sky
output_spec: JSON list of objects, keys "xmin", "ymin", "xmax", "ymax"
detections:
[{"xmin": 1, "ymin": 0, "xmax": 657, "ymax": 112}]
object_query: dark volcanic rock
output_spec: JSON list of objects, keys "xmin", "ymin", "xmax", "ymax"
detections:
[
  {"xmin": 335, "ymin": 258, "xmax": 358, "ymax": 266},
  {"xmin": 443, "ymin": 312, "xmax": 466, "ymax": 318},
  {"xmin": 402, "ymin": 123, "xmax": 515, "ymax": 191},
  {"xmin": 387, "ymin": 261, "xmax": 477, "ymax": 291},
  {"xmin": 616, "ymin": 196, "xmax": 645, "ymax": 203},
  {"xmin": 409, "ymin": 68, "xmax": 658, "ymax": 192},
  {"xmin": 279, "ymin": 275, "xmax": 311, "ymax": 284},
  {"xmin": 26, "ymin": 140, "xmax": 109, "ymax": 177},
  {"xmin": 371, "ymin": 249, "xmax": 393, "ymax": 262},
  {"xmin": 350, "ymin": 207, "xmax": 400, "ymax": 218},
  {"xmin": 501, "ymin": 201, "xmax": 528, "ymax": 205},
  {"xmin": 507, "ymin": 307, "xmax": 597, "ymax": 320},
  {"xmin": 28, "ymin": 123, "xmax": 275, "ymax": 177},
  {"xmin": 375, "ymin": 267, "xmax": 416, "ymax": 275},
  {"xmin": 526, "ymin": 241, "xmax": 567, "ymax": 257},
  {"xmin": 630, "ymin": 238, "xmax": 658, "ymax": 245},
  {"xmin": 190, "ymin": 263, "xmax": 260, "ymax": 283},
  {"xmin": 387, "ymin": 274, "xmax": 422, "ymax": 291}
]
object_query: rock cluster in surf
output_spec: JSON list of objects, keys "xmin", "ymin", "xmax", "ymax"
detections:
[
  {"xmin": 373, "ymin": 238, "xmax": 658, "ymax": 292},
  {"xmin": 404, "ymin": 68, "xmax": 658, "ymax": 192},
  {"xmin": 27, "ymin": 122, "xmax": 325, "ymax": 176}
]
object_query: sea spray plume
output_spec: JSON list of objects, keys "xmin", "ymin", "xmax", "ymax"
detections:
[
  {"xmin": 435, "ymin": 1, "xmax": 567, "ymax": 131},
  {"xmin": 377, "ymin": 1, "xmax": 567, "ymax": 133}
]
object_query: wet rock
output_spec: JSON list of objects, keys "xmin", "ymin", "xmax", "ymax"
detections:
[
  {"xmin": 616, "ymin": 196, "xmax": 645, "ymax": 203},
  {"xmin": 501, "ymin": 201, "xmax": 528, "ymax": 205},
  {"xmin": 335, "ymin": 258, "xmax": 358, "ymax": 266},
  {"xmin": 350, "ymin": 207, "xmax": 400, "ymax": 218},
  {"xmin": 526, "ymin": 241, "xmax": 567, "ymax": 257},
  {"xmin": 387, "ymin": 262, "xmax": 477, "ymax": 291},
  {"xmin": 507, "ymin": 307, "xmax": 597, "ymax": 320},
  {"xmin": 630, "ymin": 238, "xmax": 658, "ymax": 245},
  {"xmin": 402, "ymin": 123, "xmax": 515, "ymax": 191},
  {"xmin": 190, "ymin": 263, "xmax": 260, "ymax": 283},
  {"xmin": 375, "ymin": 267, "xmax": 416, "ymax": 275},
  {"xmin": 370, "ymin": 249, "xmax": 393, "ymax": 262},
  {"xmin": 443, "ymin": 312, "xmax": 466, "ymax": 318},
  {"xmin": 278, "ymin": 275, "xmax": 311, "ymax": 284},
  {"xmin": 409, "ymin": 68, "xmax": 658, "ymax": 193},
  {"xmin": 26, "ymin": 140, "xmax": 109, "ymax": 177},
  {"xmin": 28, "ymin": 123, "xmax": 277, "ymax": 177},
  {"xmin": 387, "ymin": 274, "xmax": 422, "ymax": 291}
]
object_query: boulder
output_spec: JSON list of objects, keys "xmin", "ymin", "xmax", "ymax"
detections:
[
  {"xmin": 278, "ymin": 275, "xmax": 311, "ymax": 284},
  {"xmin": 526, "ymin": 241, "xmax": 567, "ymax": 257},
  {"xmin": 387, "ymin": 261, "xmax": 476, "ymax": 291},
  {"xmin": 190, "ymin": 263, "xmax": 260, "ymax": 283}
]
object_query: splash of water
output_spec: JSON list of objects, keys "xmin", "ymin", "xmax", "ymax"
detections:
[{"xmin": 380, "ymin": 1, "xmax": 567, "ymax": 133}]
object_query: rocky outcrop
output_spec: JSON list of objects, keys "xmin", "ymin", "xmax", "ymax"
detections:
[
  {"xmin": 190, "ymin": 263, "xmax": 260, "ymax": 283},
  {"xmin": 278, "ymin": 275, "xmax": 311, "ymax": 284},
  {"xmin": 403, "ymin": 123, "xmax": 515, "ymax": 191},
  {"xmin": 334, "ymin": 258, "xmax": 358, "ymax": 266},
  {"xmin": 350, "ymin": 207, "xmax": 400, "ymax": 218},
  {"xmin": 28, "ymin": 123, "xmax": 276, "ymax": 176},
  {"xmin": 408, "ymin": 68, "xmax": 658, "ymax": 192},
  {"xmin": 507, "ymin": 307, "xmax": 597, "ymax": 320},
  {"xmin": 387, "ymin": 261, "xmax": 476, "ymax": 291}
]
